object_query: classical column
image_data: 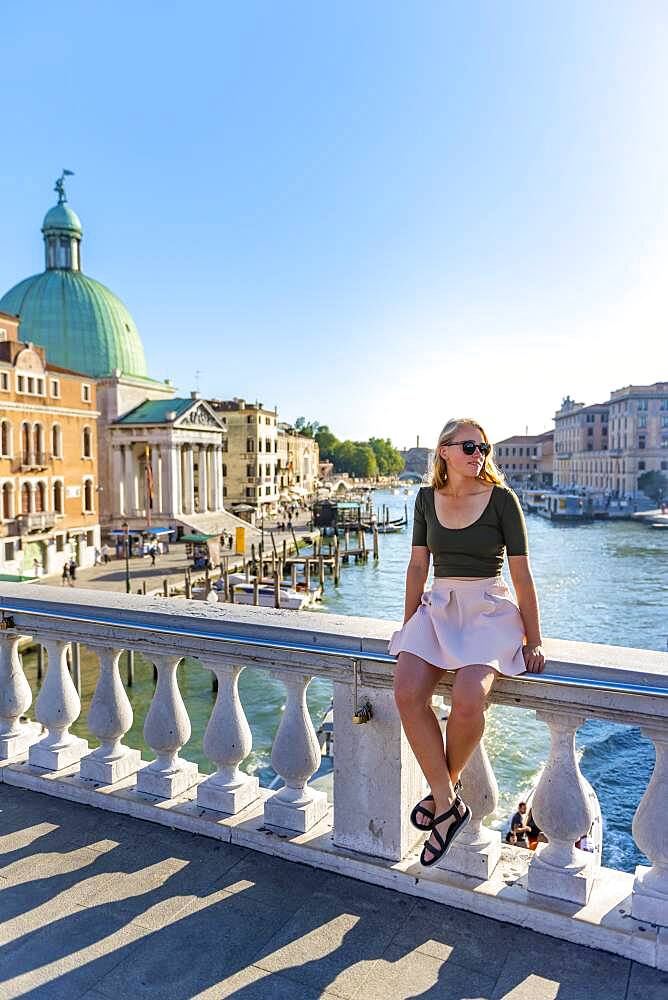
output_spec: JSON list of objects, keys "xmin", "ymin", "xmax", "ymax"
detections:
[
  {"xmin": 0, "ymin": 634, "xmax": 41, "ymax": 758},
  {"xmin": 632, "ymin": 725, "xmax": 668, "ymax": 926},
  {"xmin": 197, "ymin": 660, "xmax": 260, "ymax": 813},
  {"xmin": 173, "ymin": 445, "xmax": 182, "ymax": 515},
  {"xmin": 527, "ymin": 710, "xmax": 596, "ymax": 904},
  {"xmin": 199, "ymin": 445, "xmax": 208, "ymax": 513},
  {"xmin": 213, "ymin": 446, "xmax": 222, "ymax": 511},
  {"xmin": 79, "ymin": 646, "xmax": 141, "ymax": 783},
  {"xmin": 112, "ymin": 446, "xmax": 124, "ymax": 517},
  {"xmin": 29, "ymin": 638, "xmax": 89, "ymax": 770},
  {"xmin": 124, "ymin": 445, "xmax": 135, "ymax": 517},
  {"xmin": 263, "ymin": 669, "xmax": 329, "ymax": 834},
  {"xmin": 151, "ymin": 445, "xmax": 161, "ymax": 515},
  {"xmin": 187, "ymin": 446, "xmax": 195, "ymax": 514}
]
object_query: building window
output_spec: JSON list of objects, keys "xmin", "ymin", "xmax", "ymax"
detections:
[
  {"xmin": 587, "ymin": 427, "xmax": 593, "ymax": 436},
  {"xmin": 661, "ymin": 416, "xmax": 668, "ymax": 428},
  {"xmin": 222, "ymin": 463, "xmax": 227, "ymax": 476},
  {"xmin": 4, "ymin": 541, "xmax": 14, "ymax": 560},
  {"xmin": 83, "ymin": 479, "xmax": 94, "ymax": 512},
  {"xmin": 247, "ymin": 415, "xmax": 252, "ymax": 423},
  {"xmin": 53, "ymin": 480, "xmax": 64, "ymax": 514},
  {"xmin": 50, "ymin": 378, "xmax": 60, "ymax": 398},
  {"xmin": 637, "ymin": 399, "xmax": 648, "ymax": 411},
  {"xmin": 37, "ymin": 378, "xmax": 45, "ymax": 395},
  {"xmin": 246, "ymin": 439, "xmax": 254, "ymax": 452},
  {"xmin": 0, "ymin": 372, "xmax": 8, "ymax": 391},
  {"xmin": 52, "ymin": 424, "xmax": 62, "ymax": 458},
  {"xmin": 17, "ymin": 375, "xmax": 25, "ymax": 393},
  {"xmin": 81, "ymin": 383, "xmax": 91, "ymax": 402},
  {"xmin": 82, "ymin": 426, "xmax": 92, "ymax": 458},
  {"xmin": 1, "ymin": 483, "xmax": 13, "ymax": 519},
  {"xmin": 20, "ymin": 483, "xmax": 30, "ymax": 514},
  {"xmin": 246, "ymin": 464, "xmax": 253, "ymax": 478},
  {"xmin": 0, "ymin": 421, "xmax": 11, "ymax": 457},
  {"xmin": 34, "ymin": 482, "xmax": 45, "ymax": 513},
  {"xmin": 639, "ymin": 436, "xmax": 646, "ymax": 450},
  {"xmin": 27, "ymin": 377, "xmax": 34, "ymax": 394},
  {"xmin": 638, "ymin": 461, "xmax": 646, "ymax": 471},
  {"xmin": 245, "ymin": 487, "xmax": 253, "ymax": 498},
  {"xmin": 21, "ymin": 423, "xmax": 30, "ymax": 464},
  {"xmin": 221, "ymin": 439, "xmax": 228, "ymax": 452},
  {"xmin": 638, "ymin": 415, "xmax": 648, "ymax": 429}
]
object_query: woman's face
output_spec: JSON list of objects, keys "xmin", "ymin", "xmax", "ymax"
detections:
[{"xmin": 438, "ymin": 423, "xmax": 487, "ymax": 479}]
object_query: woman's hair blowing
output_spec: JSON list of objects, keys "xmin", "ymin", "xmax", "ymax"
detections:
[{"xmin": 429, "ymin": 417, "xmax": 506, "ymax": 490}]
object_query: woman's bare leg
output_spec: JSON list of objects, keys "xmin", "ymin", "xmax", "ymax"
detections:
[
  {"xmin": 393, "ymin": 652, "xmax": 453, "ymax": 821},
  {"xmin": 445, "ymin": 663, "xmax": 497, "ymax": 784}
]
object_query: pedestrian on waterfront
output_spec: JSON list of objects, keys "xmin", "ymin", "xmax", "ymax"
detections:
[
  {"xmin": 101, "ymin": 543, "xmax": 110, "ymax": 564},
  {"xmin": 149, "ymin": 544, "xmax": 157, "ymax": 567},
  {"xmin": 68, "ymin": 558, "xmax": 77, "ymax": 585},
  {"xmin": 61, "ymin": 563, "xmax": 69, "ymax": 586},
  {"xmin": 392, "ymin": 417, "xmax": 545, "ymax": 867}
]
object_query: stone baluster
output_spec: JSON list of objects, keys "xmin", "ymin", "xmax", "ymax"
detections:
[
  {"xmin": 29, "ymin": 638, "xmax": 89, "ymax": 770},
  {"xmin": 197, "ymin": 660, "xmax": 260, "ymax": 813},
  {"xmin": 436, "ymin": 706, "xmax": 501, "ymax": 878},
  {"xmin": 79, "ymin": 647, "xmax": 141, "ymax": 784},
  {"xmin": 136, "ymin": 653, "xmax": 197, "ymax": 799},
  {"xmin": 0, "ymin": 634, "xmax": 41, "ymax": 758},
  {"xmin": 527, "ymin": 710, "xmax": 596, "ymax": 904},
  {"xmin": 263, "ymin": 669, "xmax": 328, "ymax": 833},
  {"xmin": 631, "ymin": 725, "xmax": 668, "ymax": 926}
]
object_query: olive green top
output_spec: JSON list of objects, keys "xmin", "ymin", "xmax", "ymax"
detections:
[{"xmin": 412, "ymin": 485, "xmax": 528, "ymax": 577}]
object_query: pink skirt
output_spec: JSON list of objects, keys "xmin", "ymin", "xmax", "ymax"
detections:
[{"xmin": 388, "ymin": 575, "xmax": 526, "ymax": 677}]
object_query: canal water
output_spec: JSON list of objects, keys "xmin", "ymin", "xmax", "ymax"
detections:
[{"xmin": 21, "ymin": 488, "xmax": 668, "ymax": 873}]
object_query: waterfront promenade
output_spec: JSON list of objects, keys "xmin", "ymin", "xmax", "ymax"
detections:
[{"xmin": 0, "ymin": 782, "xmax": 664, "ymax": 1000}]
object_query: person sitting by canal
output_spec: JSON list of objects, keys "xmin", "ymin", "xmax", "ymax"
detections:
[
  {"xmin": 391, "ymin": 417, "xmax": 545, "ymax": 867},
  {"xmin": 526, "ymin": 808, "xmax": 546, "ymax": 849},
  {"xmin": 505, "ymin": 830, "xmax": 518, "ymax": 846},
  {"xmin": 511, "ymin": 801, "xmax": 532, "ymax": 839}
]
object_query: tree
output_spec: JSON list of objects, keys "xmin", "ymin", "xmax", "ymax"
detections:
[
  {"xmin": 315, "ymin": 426, "xmax": 339, "ymax": 459},
  {"xmin": 638, "ymin": 470, "xmax": 668, "ymax": 504}
]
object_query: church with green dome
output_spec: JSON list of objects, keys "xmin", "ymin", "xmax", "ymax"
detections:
[{"xmin": 0, "ymin": 175, "xmax": 148, "ymax": 379}]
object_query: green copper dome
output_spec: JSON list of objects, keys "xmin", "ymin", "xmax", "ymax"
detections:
[
  {"xmin": 0, "ymin": 271, "xmax": 147, "ymax": 378},
  {"xmin": 0, "ymin": 175, "xmax": 147, "ymax": 379}
]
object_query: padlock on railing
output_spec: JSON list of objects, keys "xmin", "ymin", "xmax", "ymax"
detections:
[
  {"xmin": 0, "ymin": 614, "xmax": 16, "ymax": 631},
  {"xmin": 351, "ymin": 658, "xmax": 373, "ymax": 724}
]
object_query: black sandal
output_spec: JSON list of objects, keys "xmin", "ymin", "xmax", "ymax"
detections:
[
  {"xmin": 419, "ymin": 794, "xmax": 471, "ymax": 867},
  {"xmin": 410, "ymin": 780, "xmax": 462, "ymax": 831}
]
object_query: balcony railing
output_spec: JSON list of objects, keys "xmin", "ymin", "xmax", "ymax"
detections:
[
  {"xmin": 15, "ymin": 511, "xmax": 57, "ymax": 532},
  {"xmin": 0, "ymin": 583, "xmax": 666, "ymax": 970}
]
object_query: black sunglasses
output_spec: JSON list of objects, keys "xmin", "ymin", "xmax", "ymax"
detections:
[{"xmin": 444, "ymin": 439, "xmax": 491, "ymax": 457}]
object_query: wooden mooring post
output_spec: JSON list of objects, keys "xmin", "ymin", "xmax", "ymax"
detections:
[{"xmin": 373, "ymin": 525, "xmax": 379, "ymax": 559}]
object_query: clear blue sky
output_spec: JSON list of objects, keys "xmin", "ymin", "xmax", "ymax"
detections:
[{"xmin": 1, "ymin": 2, "xmax": 666, "ymax": 450}]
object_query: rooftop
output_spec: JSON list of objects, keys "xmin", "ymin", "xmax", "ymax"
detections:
[{"xmin": 1, "ymin": 783, "xmax": 661, "ymax": 1000}]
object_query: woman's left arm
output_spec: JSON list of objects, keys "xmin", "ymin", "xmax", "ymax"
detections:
[{"xmin": 508, "ymin": 555, "xmax": 545, "ymax": 673}]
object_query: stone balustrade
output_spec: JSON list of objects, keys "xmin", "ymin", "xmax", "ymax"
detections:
[{"xmin": 0, "ymin": 582, "xmax": 667, "ymax": 970}]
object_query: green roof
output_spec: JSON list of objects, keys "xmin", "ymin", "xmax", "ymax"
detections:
[
  {"xmin": 42, "ymin": 203, "xmax": 82, "ymax": 236},
  {"xmin": 0, "ymin": 269, "xmax": 147, "ymax": 379},
  {"xmin": 115, "ymin": 398, "xmax": 195, "ymax": 425}
]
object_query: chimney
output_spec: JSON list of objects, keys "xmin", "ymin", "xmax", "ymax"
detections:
[
  {"xmin": 190, "ymin": 390, "xmax": 200, "ymax": 400},
  {"xmin": 416, "ymin": 434, "xmax": 420, "ymax": 448}
]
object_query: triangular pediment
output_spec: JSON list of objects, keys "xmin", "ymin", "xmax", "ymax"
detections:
[{"xmin": 175, "ymin": 399, "xmax": 226, "ymax": 430}]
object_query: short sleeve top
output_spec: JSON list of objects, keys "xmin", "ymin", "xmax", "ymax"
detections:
[{"xmin": 411, "ymin": 484, "xmax": 528, "ymax": 577}]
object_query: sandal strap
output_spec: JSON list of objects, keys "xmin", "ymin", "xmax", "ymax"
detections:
[
  {"xmin": 413, "ymin": 804, "xmax": 434, "ymax": 821},
  {"xmin": 431, "ymin": 797, "xmax": 463, "ymax": 826}
]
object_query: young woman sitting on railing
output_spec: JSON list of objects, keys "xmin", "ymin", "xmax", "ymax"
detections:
[{"xmin": 391, "ymin": 417, "xmax": 545, "ymax": 866}]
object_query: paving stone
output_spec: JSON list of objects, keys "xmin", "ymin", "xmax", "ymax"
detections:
[
  {"xmin": 93, "ymin": 891, "xmax": 293, "ymax": 1000},
  {"xmin": 213, "ymin": 850, "xmax": 335, "ymax": 915},
  {"xmin": 252, "ymin": 889, "xmax": 414, "ymax": 999},
  {"xmin": 492, "ymin": 932, "xmax": 631, "ymax": 1000},
  {"xmin": 390, "ymin": 896, "xmax": 515, "ymax": 977},
  {"xmin": 626, "ymin": 961, "xmax": 668, "ymax": 999},
  {"xmin": 0, "ymin": 897, "xmax": 147, "ymax": 1000},
  {"xmin": 360, "ymin": 942, "xmax": 498, "ymax": 1000}
]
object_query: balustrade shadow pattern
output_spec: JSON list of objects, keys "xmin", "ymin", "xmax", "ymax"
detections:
[
  {"xmin": 2, "ymin": 785, "xmax": 665, "ymax": 1000},
  {"xmin": 0, "ymin": 583, "xmax": 667, "ymax": 983}
]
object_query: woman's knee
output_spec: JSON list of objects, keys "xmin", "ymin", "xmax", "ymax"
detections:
[
  {"xmin": 393, "ymin": 654, "xmax": 434, "ymax": 712},
  {"xmin": 451, "ymin": 679, "xmax": 488, "ymax": 718}
]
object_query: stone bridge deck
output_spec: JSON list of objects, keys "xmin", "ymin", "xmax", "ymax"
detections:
[{"xmin": 1, "ymin": 785, "xmax": 664, "ymax": 1000}]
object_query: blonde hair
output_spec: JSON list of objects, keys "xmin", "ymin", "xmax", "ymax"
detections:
[{"xmin": 429, "ymin": 417, "xmax": 506, "ymax": 490}]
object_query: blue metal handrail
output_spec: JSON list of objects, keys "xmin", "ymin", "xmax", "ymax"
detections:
[{"xmin": 1, "ymin": 600, "xmax": 667, "ymax": 699}]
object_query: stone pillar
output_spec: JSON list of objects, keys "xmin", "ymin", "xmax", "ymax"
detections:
[
  {"xmin": 183, "ymin": 447, "xmax": 194, "ymax": 515},
  {"xmin": 333, "ymin": 679, "xmax": 425, "ymax": 861},
  {"xmin": 151, "ymin": 445, "xmax": 161, "ymax": 515},
  {"xmin": 632, "ymin": 725, "xmax": 668, "ymax": 926},
  {"xmin": 165, "ymin": 444, "xmax": 180, "ymax": 517},
  {"xmin": 0, "ymin": 634, "xmax": 41, "ymax": 758},
  {"xmin": 112, "ymin": 446, "xmax": 124, "ymax": 516},
  {"xmin": 264, "ymin": 669, "xmax": 328, "ymax": 834},
  {"xmin": 29, "ymin": 639, "xmax": 89, "ymax": 770},
  {"xmin": 79, "ymin": 646, "xmax": 141, "ymax": 784},
  {"xmin": 136, "ymin": 653, "xmax": 198, "ymax": 799},
  {"xmin": 527, "ymin": 710, "xmax": 596, "ymax": 904},
  {"xmin": 123, "ymin": 445, "xmax": 135, "ymax": 517},
  {"xmin": 197, "ymin": 660, "xmax": 260, "ymax": 813},
  {"xmin": 199, "ymin": 445, "xmax": 208, "ymax": 513}
]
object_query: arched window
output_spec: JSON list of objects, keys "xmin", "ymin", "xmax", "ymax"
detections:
[
  {"xmin": 21, "ymin": 423, "xmax": 30, "ymax": 464},
  {"xmin": 53, "ymin": 480, "xmax": 64, "ymax": 514},
  {"xmin": 20, "ymin": 483, "xmax": 31, "ymax": 514},
  {"xmin": 52, "ymin": 424, "xmax": 62, "ymax": 458},
  {"xmin": 35, "ymin": 482, "xmax": 45, "ymax": 513},
  {"xmin": 1, "ymin": 483, "xmax": 12, "ymax": 519},
  {"xmin": 82, "ymin": 426, "xmax": 92, "ymax": 458},
  {"xmin": 83, "ymin": 479, "xmax": 93, "ymax": 512},
  {"xmin": 0, "ymin": 420, "xmax": 10, "ymax": 457},
  {"xmin": 33, "ymin": 423, "xmax": 43, "ymax": 461}
]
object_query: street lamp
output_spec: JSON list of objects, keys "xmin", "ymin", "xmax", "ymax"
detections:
[{"xmin": 122, "ymin": 520, "xmax": 131, "ymax": 594}]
